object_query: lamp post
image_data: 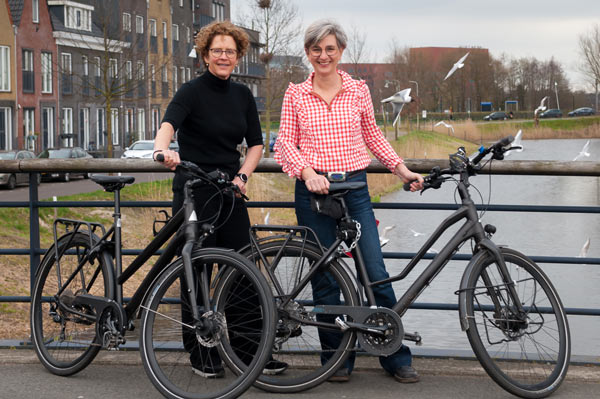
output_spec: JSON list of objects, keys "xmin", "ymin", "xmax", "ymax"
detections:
[
  {"xmin": 554, "ymin": 81, "xmax": 560, "ymax": 110},
  {"xmin": 409, "ymin": 80, "xmax": 419, "ymax": 130}
]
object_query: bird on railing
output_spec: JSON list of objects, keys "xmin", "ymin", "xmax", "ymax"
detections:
[
  {"xmin": 573, "ymin": 140, "xmax": 591, "ymax": 161},
  {"xmin": 381, "ymin": 88, "xmax": 413, "ymax": 127},
  {"xmin": 379, "ymin": 225, "xmax": 396, "ymax": 247},
  {"xmin": 505, "ymin": 130, "xmax": 524, "ymax": 156},
  {"xmin": 434, "ymin": 120, "xmax": 455, "ymax": 136},
  {"xmin": 444, "ymin": 52, "xmax": 470, "ymax": 81},
  {"xmin": 577, "ymin": 238, "xmax": 590, "ymax": 258}
]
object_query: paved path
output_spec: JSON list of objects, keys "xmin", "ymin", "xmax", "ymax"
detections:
[{"xmin": 1, "ymin": 349, "xmax": 598, "ymax": 399}]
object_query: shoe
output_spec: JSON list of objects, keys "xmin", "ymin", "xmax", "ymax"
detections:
[
  {"xmin": 328, "ymin": 367, "xmax": 350, "ymax": 382},
  {"xmin": 262, "ymin": 359, "xmax": 288, "ymax": 375},
  {"xmin": 393, "ymin": 366, "xmax": 420, "ymax": 383},
  {"xmin": 192, "ymin": 364, "xmax": 225, "ymax": 379}
]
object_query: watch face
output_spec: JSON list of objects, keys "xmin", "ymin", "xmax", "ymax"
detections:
[{"xmin": 237, "ymin": 173, "xmax": 248, "ymax": 182}]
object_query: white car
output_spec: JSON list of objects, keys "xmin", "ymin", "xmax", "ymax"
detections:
[{"xmin": 121, "ymin": 140, "xmax": 179, "ymax": 159}]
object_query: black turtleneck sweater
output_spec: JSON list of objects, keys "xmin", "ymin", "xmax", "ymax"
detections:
[{"xmin": 162, "ymin": 70, "xmax": 263, "ymax": 178}]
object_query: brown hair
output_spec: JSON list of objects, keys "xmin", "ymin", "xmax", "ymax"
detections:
[{"xmin": 195, "ymin": 21, "xmax": 250, "ymax": 60}]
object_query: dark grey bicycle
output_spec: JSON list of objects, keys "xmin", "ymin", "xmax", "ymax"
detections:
[
  {"xmin": 30, "ymin": 160, "xmax": 276, "ymax": 399},
  {"xmin": 240, "ymin": 136, "xmax": 570, "ymax": 398}
]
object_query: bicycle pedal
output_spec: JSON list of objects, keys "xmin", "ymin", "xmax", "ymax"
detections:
[{"xmin": 404, "ymin": 331, "xmax": 423, "ymax": 346}]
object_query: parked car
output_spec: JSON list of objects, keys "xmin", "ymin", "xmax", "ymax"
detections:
[
  {"xmin": 121, "ymin": 140, "xmax": 179, "ymax": 159},
  {"xmin": 483, "ymin": 111, "xmax": 508, "ymax": 121},
  {"xmin": 539, "ymin": 109, "xmax": 562, "ymax": 118},
  {"xmin": 37, "ymin": 147, "xmax": 93, "ymax": 182},
  {"xmin": 568, "ymin": 107, "xmax": 595, "ymax": 117},
  {"xmin": 0, "ymin": 150, "xmax": 38, "ymax": 189}
]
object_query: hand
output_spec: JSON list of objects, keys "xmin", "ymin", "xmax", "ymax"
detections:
[
  {"xmin": 154, "ymin": 149, "xmax": 180, "ymax": 170},
  {"xmin": 301, "ymin": 168, "xmax": 329, "ymax": 194},
  {"xmin": 394, "ymin": 163, "xmax": 424, "ymax": 192},
  {"xmin": 232, "ymin": 176, "xmax": 247, "ymax": 197}
]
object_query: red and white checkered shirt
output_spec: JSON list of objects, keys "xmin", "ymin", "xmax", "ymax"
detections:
[{"xmin": 274, "ymin": 70, "xmax": 403, "ymax": 179}]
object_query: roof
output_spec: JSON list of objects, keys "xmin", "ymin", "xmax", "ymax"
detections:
[{"xmin": 7, "ymin": 0, "xmax": 23, "ymax": 27}]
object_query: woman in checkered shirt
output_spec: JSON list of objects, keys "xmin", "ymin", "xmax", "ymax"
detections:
[{"xmin": 274, "ymin": 19, "xmax": 424, "ymax": 384}]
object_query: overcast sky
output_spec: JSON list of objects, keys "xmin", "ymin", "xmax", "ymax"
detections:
[{"xmin": 231, "ymin": 0, "xmax": 600, "ymax": 91}]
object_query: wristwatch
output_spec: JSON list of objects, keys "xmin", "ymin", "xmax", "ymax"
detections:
[{"xmin": 236, "ymin": 172, "xmax": 248, "ymax": 183}]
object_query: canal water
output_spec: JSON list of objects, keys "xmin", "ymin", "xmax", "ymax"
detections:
[{"xmin": 375, "ymin": 138, "xmax": 599, "ymax": 359}]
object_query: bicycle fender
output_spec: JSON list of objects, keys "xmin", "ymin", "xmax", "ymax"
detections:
[{"xmin": 457, "ymin": 239, "xmax": 504, "ymax": 332}]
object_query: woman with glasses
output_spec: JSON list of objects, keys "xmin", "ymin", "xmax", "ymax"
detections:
[
  {"xmin": 153, "ymin": 21, "xmax": 287, "ymax": 378},
  {"xmin": 274, "ymin": 19, "xmax": 424, "ymax": 384}
]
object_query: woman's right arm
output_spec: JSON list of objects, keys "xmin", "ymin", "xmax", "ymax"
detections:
[{"xmin": 154, "ymin": 122, "xmax": 180, "ymax": 169}]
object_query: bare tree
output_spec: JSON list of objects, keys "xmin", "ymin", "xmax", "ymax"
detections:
[
  {"xmin": 578, "ymin": 24, "xmax": 600, "ymax": 111},
  {"xmin": 239, "ymin": 0, "xmax": 301, "ymax": 157},
  {"xmin": 344, "ymin": 26, "xmax": 370, "ymax": 79}
]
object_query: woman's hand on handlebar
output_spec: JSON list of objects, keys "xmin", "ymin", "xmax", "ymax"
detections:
[
  {"xmin": 154, "ymin": 149, "xmax": 180, "ymax": 170},
  {"xmin": 231, "ymin": 175, "xmax": 247, "ymax": 197},
  {"xmin": 394, "ymin": 163, "xmax": 424, "ymax": 192}
]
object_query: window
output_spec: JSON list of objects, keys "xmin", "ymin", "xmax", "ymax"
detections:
[
  {"xmin": 24, "ymin": 108, "xmax": 35, "ymax": 137},
  {"xmin": 111, "ymin": 109, "xmax": 119, "ymax": 145},
  {"xmin": 179, "ymin": 0, "xmax": 183, "ymax": 7},
  {"xmin": 172, "ymin": 24, "xmax": 179, "ymax": 41},
  {"xmin": 0, "ymin": 46, "xmax": 10, "ymax": 91},
  {"xmin": 149, "ymin": 19, "xmax": 157, "ymax": 37},
  {"xmin": 80, "ymin": 108, "xmax": 89, "ymax": 150},
  {"xmin": 173, "ymin": 66, "xmax": 177, "ymax": 91},
  {"xmin": 162, "ymin": 21, "xmax": 167, "ymax": 39},
  {"xmin": 186, "ymin": 67, "xmax": 191, "ymax": 82},
  {"xmin": 137, "ymin": 108, "xmax": 145, "ymax": 141},
  {"xmin": 137, "ymin": 61, "xmax": 144, "ymax": 80},
  {"xmin": 62, "ymin": 108, "xmax": 72, "ymax": 137},
  {"xmin": 93, "ymin": 56, "xmax": 100, "ymax": 77},
  {"xmin": 180, "ymin": 66, "xmax": 185, "ymax": 84},
  {"xmin": 150, "ymin": 64, "xmax": 155, "ymax": 81},
  {"xmin": 123, "ymin": 13, "xmax": 131, "ymax": 32},
  {"xmin": 151, "ymin": 108, "xmax": 160, "ymax": 137},
  {"xmin": 186, "ymin": 27, "xmax": 191, "ymax": 43},
  {"xmin": 41, "ymin": 107, "xmax": 54, "ymax": 150},
  {"xmin": 125, "ymin": 61, "xmax": 132, "ymax": 80},
  {"xmin": 41, "ymin": 52, "xmax": 52, "ymax": 93},
  {"xmin": 82, "ymin": 55, "xmax": 88, "ymax": 76},
  {"xmin": 61, "ymin": 53, "xmax": 72, "ymax": 74},
  {"xmin": 162, "ymin": 65, "xmax": 167, "ymax": 82},
  {"xmin": 96, "ymin": 108, "xmax": 105, "ymax": 148},
  {"xmin": 109, "ymin": 58, "xmax": 117, "ymax": 78},
  {"xmin": 22, "ymin": 49, "xmax": 34, "ymax": 93},
  {"xmin": 32, "ymin": 0, "xmax": 39, "ymax": 23},
  {"xmin": 61, "ymin": 52, "xmax": 72, "ymax": 94},
  {"xmin": 65, "ymin": 5, "xmax": 92, "ymax": 31},
  {"xmin": 125, "ymin": 108, "xmax": 134, "ymax": 142},
  {"xmin": 212, "ymin": 1, "xmax": 225, "ymax": 21},
  {"xmin": 0, "ymin": 107, "xmax": 12, "ymax": 150},
  {"xmin": 136, "ymin": 15, "xmax": 144, "ymax": 34}
]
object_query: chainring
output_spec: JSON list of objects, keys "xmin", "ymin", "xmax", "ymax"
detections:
[{"xmin": 357, "ymin": 308, "xmax": 404, "ymax": 356}]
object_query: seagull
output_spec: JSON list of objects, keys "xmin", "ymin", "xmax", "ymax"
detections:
[
  {"xmin": 505, "ymin": 130, "xmax": 524, "ymax": 156},
  {"xmin": 577, "ymin": 238, "xmax": 590, "ymax": 258},
  {"xmin": 573, "ymin": 140, "xmax": 591, "ymax": 161},
  {"xmin": 534, "ymin": 96, "xmax": 548, "ymax": 117},
  {"xmin": 188, "ymin": 48, "xmax": 197, "ymax": 58},
  {"xmin": 443, "ymin": 52, "xmax": 470, "ymax": 81},
  {"xmin": 434, "ymin": 120, "xmax": 455, "ymax": 135},
  {"xmin": 410, "ymin": 228, "xmax": 425, "ymax": 237},
  {"xmin": 264, "ymin": 211, "xmax": 270, "ymax": 225},
  {"xmin": 379, "ymin": 225, "xmax": 396, "ymax": 247},
  {"xmin": 381, "ymin": 88, "xmax": 413, "ymax": 127}
]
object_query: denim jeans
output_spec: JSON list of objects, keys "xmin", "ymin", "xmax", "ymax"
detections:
[{"xmin": 295, "ymin": 171, "xmax": 412, "ymax": 375}]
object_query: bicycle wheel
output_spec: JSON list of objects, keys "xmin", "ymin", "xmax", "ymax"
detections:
[
  {"xmin": 241, "ymin": 239, "xmax": 359, "ymax": 393},
  {"xmin": 30, "ymin": 232, "xmax": 114, "ymax": 376},
  {"xmin": 139, "ymin": 248, "xmax": 275, "ymax": 399},
  {"xmin": 464, "ymin": 247, "xmax": 570, "ymax": 398}
]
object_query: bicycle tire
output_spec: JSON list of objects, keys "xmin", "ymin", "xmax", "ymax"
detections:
[
  {"xmin": 241, "ymin": 239, "xmax": 359, "ymax": 393},
  {"xmin": 139, "ymin": 248, "xmax": 275, "ymax": 399},
  {"xmin": 30, "ymin": 232, "xmax": 115, "ymax": 376},
  {"xmin": 464, "ymin": 247, "xmax": 570, "ymax": 398}
]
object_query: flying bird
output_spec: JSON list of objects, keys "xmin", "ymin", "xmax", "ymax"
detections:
[
  {"xmin": 381, "ymin": 88, "xmax": 413, "ymax": 127},
  {"xmin": 577, "ymin": 238, "xmax": 590, "ymax": 258},
  {"xmin": 410, "ymin": 228, "xmax": 425, "ymax": 237},
  {"xmin": 264, "ymin": 211, "xmax": 270, "ymax": 225},
  {"xmin": 505, "ymin": 130, "xmax": 524, "ymax": 156},
  {"xmin": 573, "ymin": 140, "xmax": 591, "ymax": 161},
  {"xmin": 188, "ymin": 48, "xmax": 197, "ymax": 58},
  {"xmin": 434, "ymin": 120, "xmax": 455, "ymax": 135},
  {"xmin": 379, "ymin": 225, "xmax": 396, "ymax": 247},
  {"xmin": 534, "ymin": 96, "xmax": 548, "ymax": 117},
  {"xmin": 443, "ymin": 52, "xmax": 470, "ymax": 81}
]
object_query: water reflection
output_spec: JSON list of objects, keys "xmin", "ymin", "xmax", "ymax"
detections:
[{"xmin": 376, "ymin": 138, "xmax": 599, "ymax": 358}]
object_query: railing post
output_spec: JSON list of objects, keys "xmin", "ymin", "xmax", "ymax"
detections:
[{"xmin": 29, "ymin": 172, "xmax": 41, "ymax": 293}]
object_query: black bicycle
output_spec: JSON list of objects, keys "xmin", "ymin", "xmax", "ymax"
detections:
[
  {"xmin": 30, "ymin": 160, "xmax": 276, "ymax": 399},
  {"xmin": 240, "ymin": 136, "xmax": 570, "ymax": 398}
]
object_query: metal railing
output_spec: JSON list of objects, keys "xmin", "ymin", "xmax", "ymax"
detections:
[{"xmin": 1, "ymin": 158, "xmax": 599, "ymax": 321}]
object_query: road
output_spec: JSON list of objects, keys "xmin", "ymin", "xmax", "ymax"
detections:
[
  {"xmin": 1, "ymin": 172, "xmax": 173, "ymax": 201},
  {"xmin": 0, "ymin": 349, "xmax": 598, "ymax": 399}
]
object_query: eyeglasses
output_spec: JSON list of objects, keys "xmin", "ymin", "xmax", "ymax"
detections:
[
  {"xmin": 209, "ymin": 48, "xmax": 238, "ymax": 58},
  {"xmin": 309, "ymin": 46, "xmax": 338, "ymax": 57}
]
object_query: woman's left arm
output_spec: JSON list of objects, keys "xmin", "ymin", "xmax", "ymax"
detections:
[{"xmin": 233, "ymin": 144, "xmax": 263, "ymax": 195}]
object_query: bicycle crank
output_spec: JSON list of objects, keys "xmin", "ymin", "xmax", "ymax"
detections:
[{"xmin": 313, "ymin": 305, "xmax": 404, "ymax": 356}]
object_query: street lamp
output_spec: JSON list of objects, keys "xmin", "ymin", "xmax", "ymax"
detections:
[
  {"xmin": 554, "ymin": 81, "xmax": 560, "ymax": 110},
  {"xmin": 409, "ymin": 80, "xmax": 419, "ymax": 130}
]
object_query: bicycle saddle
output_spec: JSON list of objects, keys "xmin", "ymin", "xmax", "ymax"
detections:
[
  {"xmin": 329, "ymin": 181, "xmax": 366, "ymax": 193},
  {"xmin": 90, "ymin": 174, "xmax": 136, "ymax": 192}
]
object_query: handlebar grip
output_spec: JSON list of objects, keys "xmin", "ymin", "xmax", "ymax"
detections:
[
  {"xmin": 403, "ymin": 181, "xmax": 416, "ymax": 191},
  {"xmin": 155, "ymin": 153, "xmax": 165, "ymax": 162}
]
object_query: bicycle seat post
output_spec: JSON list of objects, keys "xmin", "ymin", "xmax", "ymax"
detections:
[{"xmin": 113, "ymin": 185, "xmax": 124, "ymax": 306}]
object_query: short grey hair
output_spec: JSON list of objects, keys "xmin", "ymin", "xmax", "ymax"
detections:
[{"xmin": 304, "ymin": 19, "xmax": 347, "ymax": 50}]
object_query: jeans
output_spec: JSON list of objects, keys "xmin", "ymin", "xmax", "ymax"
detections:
[{"xmin": 295, "ymin": 171, "xmax": 412, "ymax": 375}]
